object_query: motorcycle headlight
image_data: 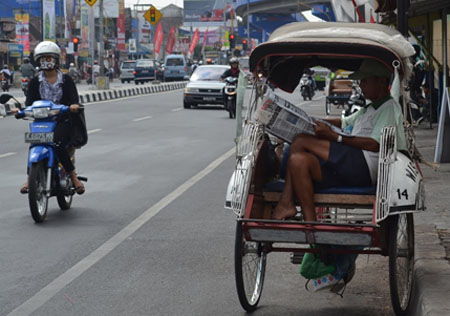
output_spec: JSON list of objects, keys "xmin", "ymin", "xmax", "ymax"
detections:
[
  {"xmin": 184, "ymin": 87, "xmax": 198, "ymax": 93},
  {"xmin": 32, "ymin": 107, "xmax": 51, "ymax": 118}
]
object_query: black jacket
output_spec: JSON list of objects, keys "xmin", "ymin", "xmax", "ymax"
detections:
[
  {"xmin": 221, "ymin": 68, "xmax": 240, "ymax": 80},
  {"xmin": 25, "ymin": 73, "xmax": 79, "ymax": 107},
  {"xmin": 25, "ymin": 73, "xmax": 87, "ymax": 148}
]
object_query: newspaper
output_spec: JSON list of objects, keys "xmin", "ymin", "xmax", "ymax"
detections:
[{"xmin": 254, "ymin": 91, "xmax": 351, "ymax": 143}]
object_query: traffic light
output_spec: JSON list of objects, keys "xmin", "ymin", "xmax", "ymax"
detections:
[
  {"xmin": 72, "ymin": 37, "xmax": 80, "ymax": 52},
  {"xmin": 229, "ymin": 33, "xmax": 235, "ymax": 49},
  {"xmin": 150, "ymin": 8, "xmax": 156, "ymax": 22},
  {"xmin": 242, "ymin": 39, "xmax": 248, "ymax": 51}
]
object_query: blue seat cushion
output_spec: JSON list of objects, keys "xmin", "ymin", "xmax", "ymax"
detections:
[{"xmin": 264, "ymin": 179, "xmax": 376, "ymax": 195}]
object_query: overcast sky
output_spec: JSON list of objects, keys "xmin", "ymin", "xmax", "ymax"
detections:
[{"xmin": 124, "ymin": 0, "xmax": 183, "ymax": 9}]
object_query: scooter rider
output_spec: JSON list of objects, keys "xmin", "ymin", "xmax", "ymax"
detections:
[
  {"xmin": 68, "ymin": 62, "xmax": 80, "ymax": 82},
  {"xmin": 20, "ymin": 57, "xmax": 36, "ymax": 79},
  {"xmin": 12, "ymin": 41, "xmax": 87, "ymax": 195},
  {"xmin": 221, "ymin": 57, "xmax": 240, "ymax": 80}
]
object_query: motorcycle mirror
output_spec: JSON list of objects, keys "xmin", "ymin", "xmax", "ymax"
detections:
[{"xmin": 0, "ymin": 93, "xmax": 13, "ymax": 105}]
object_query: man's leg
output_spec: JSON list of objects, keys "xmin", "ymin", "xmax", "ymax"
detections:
[
  {"xmin": 273, "ymin": 152, "xmax": 322, "ymax": 220},
  {"xmin": 272, "ymin": 135, "xmax": 330, "ymax": 220}
]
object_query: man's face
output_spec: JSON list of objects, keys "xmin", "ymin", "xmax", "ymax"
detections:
[
  {"xmin": 359, "ymin": 76, "xmax": 387, "ymax": 101},
  {"xmin": 231, "ymin": 62, "xmax": 238, "ymax": 69}
]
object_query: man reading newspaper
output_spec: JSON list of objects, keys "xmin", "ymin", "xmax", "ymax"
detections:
[{"xmin": 269, "ymin": 59, "xmax": 407, "ymax": 221}]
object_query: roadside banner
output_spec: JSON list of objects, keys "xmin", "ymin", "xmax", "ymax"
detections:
[
  {"xmin": 15, "ymin": 13, "xmax": 30, "ymax": 56},
  {"xmin": 117, "ymin": 0, "xmax": 126, "ymax": 51},
  {"xmin": 187, "ymin": 28, "xmax": 200, "ymax": 60},
  {"xmin": 165, "ymin": 26, "xmax": 175, "ymax": 55},
  {"xmin": 42, "ymin": 0, "xmax": 56, "ymax": 40},
  {"xmin": 154, "ymin": 22, "xmax": 164, "ymax": 60}
]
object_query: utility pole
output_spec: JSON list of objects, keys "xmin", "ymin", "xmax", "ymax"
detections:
[
  {"xmin": 247, "ymin": 0, "xmax": 250, "ymax": 49},
  {"xmin": 99, "ymin": 0, "xmax": 104, "ymax": 76}
]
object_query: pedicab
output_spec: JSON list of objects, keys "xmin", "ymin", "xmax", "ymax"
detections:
[
  {"xmin": 325, "ymin": 73, "xmax": 354, "ymax": 115},
  {"xmin": 224, "ymin": 22, "xmax": 426, "ymax": 315}
]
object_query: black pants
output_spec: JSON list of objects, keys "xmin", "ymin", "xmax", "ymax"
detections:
[{"xmin": 54, "ymin": 117, "xmax": 75, "ymax": 173}]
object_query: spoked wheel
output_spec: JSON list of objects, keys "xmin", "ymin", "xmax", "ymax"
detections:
[
  {"xmin": 28, "ymin": 162, "xmax": 49, "ymax": 223},
  {"xmin": 325, "ymin": 98, "xmax": 331, "ymax": 115},
  {"xmin": 388, "ymin": 213, "xmax": 415, "ymax": 315},
  {"xmin": 235, "ymin": 221, "xmax": 266, "ymax": 312}
]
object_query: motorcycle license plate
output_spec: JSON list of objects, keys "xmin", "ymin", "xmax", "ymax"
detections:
[
  {"xmin": 204, "ymin": 97, "xmax": 215, "ymax": 101},
  {"xmin": 24, "ymin": 132, "xmax": 54, "ymax": 144}
]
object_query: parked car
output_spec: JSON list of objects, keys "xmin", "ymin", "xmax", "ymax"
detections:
[
  {"xmin": 133, "ymin": 59, "xmax": 161, "ymax": 84},
  {"xmin": 164, "ymin": 54, "xmax": 189, "ymax": 81},
  {"xmin": 183, "ymin": 64, "xmax": 230, "ymax": 109},
  {"xmin": 119, "ymin": 60, "xmax": 136, "ymax": 83}
]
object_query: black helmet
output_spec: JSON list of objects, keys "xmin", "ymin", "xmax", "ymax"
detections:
[{"xmin": 24, "ymin": 57, "xmax": 30, "ymax": 63}]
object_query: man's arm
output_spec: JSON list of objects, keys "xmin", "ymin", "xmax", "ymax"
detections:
[{"xmin": 314, "ymin": 121, "xmax": 379, "ymax": 152}]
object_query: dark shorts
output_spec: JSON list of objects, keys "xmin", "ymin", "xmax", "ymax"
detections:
[{"xmin": 314, "ymin": 142, "xmax": 372, "ymax": 191}]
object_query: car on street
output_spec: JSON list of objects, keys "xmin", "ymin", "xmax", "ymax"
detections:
[
  {"xmin": 164, "ymin": 54, "xmax": 189, "ymax": 81},
  {"xmin": 133, "ymin": 59, "xmax": 161, "ymax": 84},
  {"xmin": 119, "ymin": 60, "xmax": 136, "ymax": 83},
  {"xmin": 183, "ymin": 64, "xmax": 230, "ymax": 109}
]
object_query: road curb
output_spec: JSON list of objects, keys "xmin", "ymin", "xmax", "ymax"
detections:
[
  {"xmin": 410, "ymin": 224, "xmax": 450, "ymax": 316},
  {"xmin": 78, "ymin": 81, "xmax": 186, "ymax": 104}
]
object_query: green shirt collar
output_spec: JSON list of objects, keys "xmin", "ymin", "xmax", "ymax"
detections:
[{"xmin": 368, "ymin": 95, "xmax": 391, "ymax": 110}]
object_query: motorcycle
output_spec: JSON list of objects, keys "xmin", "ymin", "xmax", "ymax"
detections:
[
  {"xmin": 300, "ymin": 74, "xmax": 315, "ymax": 101},
  {"xmin": 224, "ymin": 76, "xmax": 238, "ymax": 119},
  {"xmin": 21, "ymin": 77, "xmax": 30, "ymax": 96},
  {"xmin": 0, "ymin": 93, "xmax": 87, "ymax": 223},
  {"xmin": 343, "ymin": 85, "xmax": 365, "ymax": 117},
  {"xmin": 1, "ymin": 74, "xmax": 9, "ymax": 92}
]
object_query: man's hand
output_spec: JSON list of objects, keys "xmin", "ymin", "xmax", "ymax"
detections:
[
  {"xmin": 314, "ymin": 121, "xmax": 337, "ymax": 141},
  {"xmin": 10, "ymin": 108, "xmax": 19, "ymax": 114},
  {"xmin": 69, "ymin": 104, "xmax": 80, "ymax": 113}
]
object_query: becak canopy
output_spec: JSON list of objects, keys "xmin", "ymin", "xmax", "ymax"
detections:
[{"xmin": 250, "ymin": 22, "xmax": 415, "ymax": 92}]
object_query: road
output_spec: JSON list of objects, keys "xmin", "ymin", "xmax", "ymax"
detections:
[{"xmin": 0, "ymin": 87, "xmax": 396, "ymax": 315}]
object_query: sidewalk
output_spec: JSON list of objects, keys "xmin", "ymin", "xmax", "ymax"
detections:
[
  {"xmin": 0, "ymin": 80, "xmax": 187, "ymax": 116},
  {"xmin": 410, "ymin": 124, "xmax": 450, "ymax": 316}
]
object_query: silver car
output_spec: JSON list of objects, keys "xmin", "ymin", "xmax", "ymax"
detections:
[
  {"xmin": 119, "ymin": 60, "xmax": 136, "ymax": 83},
  {"xmin": 183, "ymin": 65, "xmax": 230, "ymax": 109}
]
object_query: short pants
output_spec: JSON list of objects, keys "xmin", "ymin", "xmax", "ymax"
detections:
[{"xmin": 314, "ymin": 142, "xmax": 372, "ymax": 190}]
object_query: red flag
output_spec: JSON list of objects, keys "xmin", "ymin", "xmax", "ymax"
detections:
[
  {"xmin": 370, "ymin": 10, "xmax": 376, "ymax": 23},
  {"xmin": 165, "ymin": 26, "xmax": 175, "ymax": 55},
  {"xmin": 187, "ymin": 28, "xmax": 200, "ymax": 59},
  {"xmin": 154, "ymin": 22, "xmax": 164, "ymax": 60}
]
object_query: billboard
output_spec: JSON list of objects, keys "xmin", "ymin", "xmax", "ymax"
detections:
[{"xmin": 184, "ymin": 0, "xmax": 233, "ymax": 23}]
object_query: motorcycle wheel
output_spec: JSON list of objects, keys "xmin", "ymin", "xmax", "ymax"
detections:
[
  {"xmin": 28, "ymin": 162, "xmax": 49, "ymax": 223},
  {"xmin": 57, "ymin": 175, "xmax": 73, "ymax": 211}
]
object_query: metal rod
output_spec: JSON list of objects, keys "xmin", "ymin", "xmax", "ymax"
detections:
[{"xmin": 99, "ymin": 0, "xmax": 104, "ymax": 76}]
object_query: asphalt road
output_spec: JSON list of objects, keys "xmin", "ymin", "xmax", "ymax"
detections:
[{"xmin": 0, "ymin": 88, "xmax": 396, "ymax": 315}]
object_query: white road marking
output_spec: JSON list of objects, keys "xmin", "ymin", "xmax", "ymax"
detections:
[
  {"xmin": 171, "ymin": 107, "xmax": 183, "ymax": 112},
  {"xmin": 0, "ymin": 152, "xmax": 16, "ymax": 159},
  {"xmin": 132, "ymin": 115, "xmax": 152, "ymax": 122},
  {"xmin": 7, "ymin": 147, "xmax": 235, "ymax": 316},
  {"xmin": 87, "ymin": 128, "xmax": 102, "ymax": 134}
]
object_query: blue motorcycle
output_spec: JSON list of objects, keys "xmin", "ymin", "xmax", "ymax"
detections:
[{"xmin": 0, "ymin": 94, "xmax": 87, "ymax": 223}]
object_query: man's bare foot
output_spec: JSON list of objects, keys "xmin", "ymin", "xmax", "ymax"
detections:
[{"xmin": 272, "ymin": 204, "xmax": 297, "ymax": 220}]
